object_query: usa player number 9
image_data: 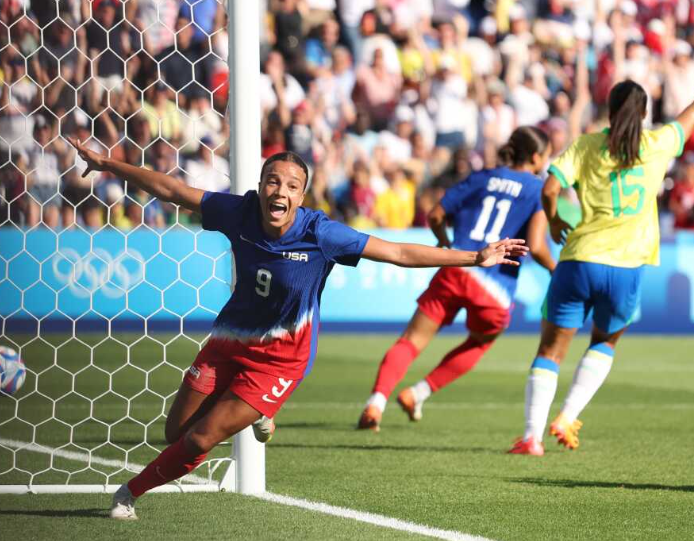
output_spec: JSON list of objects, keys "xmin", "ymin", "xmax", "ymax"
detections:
[{"xmin": 255, "ymin": 269, "xmax": 272, "ymax": 297}]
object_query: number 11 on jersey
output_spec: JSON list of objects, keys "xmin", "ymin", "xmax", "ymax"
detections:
[{"xmin": 469, "ymin": 196, "xmax": 512, "ymax": 243}]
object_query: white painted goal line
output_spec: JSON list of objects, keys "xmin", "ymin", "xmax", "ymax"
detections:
[{"xmin": 0, "ymin": 438, "xmax": 494, "ymax": 541}]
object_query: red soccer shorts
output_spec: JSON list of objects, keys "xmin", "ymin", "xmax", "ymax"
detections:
[
  {"xmin": 417, "ymin": 267, "xmax": 511, "ymax": 334},
  {"xmin": 183, "ymin": 341, "xmax": 302, "ymax": 417}
]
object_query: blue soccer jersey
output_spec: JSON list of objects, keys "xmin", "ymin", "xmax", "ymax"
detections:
[
  {"xmin": 440, "ymin": 167, "xmax": 543, "ymax": 308},
  {"xmin": 201, "ymin": 191, "xmax": 369, "ymax": 379}
]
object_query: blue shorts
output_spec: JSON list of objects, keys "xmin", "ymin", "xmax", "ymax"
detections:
[{"xmin": 543, "ymin": 261, "xmax": 643, "ymax": 334}]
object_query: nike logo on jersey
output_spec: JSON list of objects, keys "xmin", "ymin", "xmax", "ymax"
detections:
[
  {"xmin": 262, "ymin": 377, "xmax": 294, "ymax": 403},
  {"xmin": 283, "ymin": 252, "xmax": 308, "ymax": 262}
]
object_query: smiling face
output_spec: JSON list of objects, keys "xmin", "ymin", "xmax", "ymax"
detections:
[{"xmin": 258, "ymin": 160, "xmax": 307, "ymax": 238}]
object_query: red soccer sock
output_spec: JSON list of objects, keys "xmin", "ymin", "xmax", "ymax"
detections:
[
  {"xmin": 425, "ymin": 337, "xmax": 493, "ymax": 392},
  {"xmin": 128, "ymin": 437, "xmax": 207, "ymax": 498},
  {"xmin": 372, "ymin": 338, "xmax": 420, "ymax": 398}
]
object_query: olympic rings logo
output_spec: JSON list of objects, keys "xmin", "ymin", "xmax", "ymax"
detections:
[{"xmin": 51, "ymin": 248, "xmax": 145, "ymax": 299}]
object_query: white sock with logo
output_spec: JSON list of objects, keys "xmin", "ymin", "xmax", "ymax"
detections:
[
  {"xmin": 366, "ymin": 392, "xmax": 387, "ymax": 412},
  {"xmin": 561, "ymin": 344, "xmax": 614, "ymax": 422},
  {"xmin": 523, "ymin": 357, "xmax": 560, "ymax": 442}
]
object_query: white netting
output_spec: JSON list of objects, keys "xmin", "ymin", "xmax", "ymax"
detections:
[{"xmin": 0, "ymin": 0, "xmax": 238, "ymax": 491}]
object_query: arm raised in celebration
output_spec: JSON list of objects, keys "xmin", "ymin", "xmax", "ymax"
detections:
[{"xmin": 68, "ymin": 137, "xmax": 205, "ymax": 213}]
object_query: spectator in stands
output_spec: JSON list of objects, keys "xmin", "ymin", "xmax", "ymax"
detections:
[
  {"xmin": 302, "ymin": 165, "xmax": 333, "ymax": 215},
  {"xmin": 354, "ymin": 47, "xmax": 401, "ymax": 130},
  {"xmin": 86, "ymin": 0, "xmax": 141, "ymax": 97},
  {"xmin": 374, "ymin": 165, "xmax": 415, "ymax": 229},
  {"xmin": 669, "ymin": 153, "xmax": 694, "ymax": 230},
  {"xmin": 284, "ymin": 100, "xmax": 315, "ymax": 166},
  {"xmin": 260, "ymin": 50, "xmax": 306, "ymax": 120},
  {"xmin": 348, "ymin": 159, "xmax": 376, "ymax": 224},
  {"xmin": 24, "ymin": 116, "xmax": 65, "ymax": 228},
  {"xmin": 378, "ymin": 105, "xmax": 414, "ymax": 164},
  {"xmin": 157, "ymin": 16, "xmax": 214, "ymax": 107},
  {"xmin": 143, "ymin": 82, "xmax": 181, "ymax": 142},
  {"xmin": 184, "ymin": 136, "xmax": 231, "ymax": 193},
  {"xmin": 178, "ymin": 0, "xmax": 223, "ymax": 47},
  {"xmin": 136, "ymin": 0, "xmax": 178, "ymax": 55},
  {"xmin": 305, "ymin": 17, "xmax": 340, "ymax": 78},
  {"xmin": 429, "ymin": 55, "xmax": 468, "ymax": 151},
  {"xmin": 272, "ymin": 0, "xmax": 306, "ymax": 74}
]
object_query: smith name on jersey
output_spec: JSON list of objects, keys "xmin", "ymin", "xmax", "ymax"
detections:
[
  {"xmin": 440, "ymin": 166, "xmax": 543, "ymax": 309},
  {"xmin": 201, "ymin": 191, "xmax": 369, "ymax": 380}
]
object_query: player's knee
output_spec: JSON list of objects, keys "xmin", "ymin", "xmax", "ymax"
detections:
[
  {"xmin": 185, "ymin": 430, "xmax": 217, "ymax": 454},
  {"xmin": 164, "ymin": 423, "xmax": 181, "ymax": 445}
]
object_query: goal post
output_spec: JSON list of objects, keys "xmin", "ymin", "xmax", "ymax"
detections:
[{"xmin": 0, "ymin": 0, "xmax": 265, "ymax": 495}]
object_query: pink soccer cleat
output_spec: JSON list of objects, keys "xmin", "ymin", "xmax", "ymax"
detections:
[{"xmin": 508, "ymin": 436, "xmax": 545, "ymax": 456}]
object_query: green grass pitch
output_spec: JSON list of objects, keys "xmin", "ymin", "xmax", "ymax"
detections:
[{"xmin": 1, "ymin": 333, "xmax": 693, "ymax": 540}]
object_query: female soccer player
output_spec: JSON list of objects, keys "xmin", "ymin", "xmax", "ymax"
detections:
[
  {"xmin": 358, "ymin": 126, "xmax": 555, "ymax": 432},
  {"xmin": 510, "ymin": 80, "xmax": 694, "ymax": 455},
  {"xmin": 68, "ymin": 141, "xmax": 528, "ymax": 519}
]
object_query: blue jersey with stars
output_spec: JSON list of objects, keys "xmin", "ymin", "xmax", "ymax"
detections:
[
  {"xmin": 440, "ymin": 167, "xmax": 543, "ymax": 308},
  {"xmin": 201, "ymin": 190, "xmax": 369, "ymax": 379}
]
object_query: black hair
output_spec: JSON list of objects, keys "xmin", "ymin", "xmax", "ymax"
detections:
[
  {"xmin": 260, "ymin": 151, "xmax": 310, "ymax": 190},
  {"xmin": 498, "ymin": 126, "xmax": 550, "ymax": 167},
  {"xmin": 607, "ymin": 80, "xmax": 647, "ymax": 169}
]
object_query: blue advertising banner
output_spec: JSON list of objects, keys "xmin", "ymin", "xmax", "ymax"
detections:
[{"xmin": 1, "ymin": 227, "xmax": 694, "ymax": 334}]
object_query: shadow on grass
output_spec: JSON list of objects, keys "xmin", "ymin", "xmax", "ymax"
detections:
[
  {"xmin": 510, "ymin": 478, "xmax": 694, "ymax": 492},
  {"xmin": 0, "ymin": 508, "xmax": 106, "ymax": 518},
  {"xmin": 272, "ymin": 441, "xmax": 494, "ymax": 454}
]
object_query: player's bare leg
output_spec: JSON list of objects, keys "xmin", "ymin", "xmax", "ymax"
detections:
[
  {"xmin": 165, "ymin": 382, "xmax": 221, "ymax": 444},
  {"xmin": 510, "ymin": 320, "xmax": 578, "ymax": 455},
  {"xmin": 359, "ymin": 310, "xmax": 440, "ymax": 431},
  {"xmin": 551, "ymin": 324, "xmax": 628, "ymax": 449},
  {"xmin": 399, "ymin": 330, "xmax": 500, "ymax": 422},
  {"xmin": 112, "ymin": 390, "xmax": 261, "ymax": 519}
]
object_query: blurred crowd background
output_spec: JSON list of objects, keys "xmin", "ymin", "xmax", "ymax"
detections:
[{"xmin": 2, "ymin": 0, "xmax": 694, "ymax": 232}]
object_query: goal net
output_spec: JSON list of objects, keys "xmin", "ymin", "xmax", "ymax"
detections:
[{"xmin": 0, "ymin": 0, "xmax": 261, "ymax": 494}]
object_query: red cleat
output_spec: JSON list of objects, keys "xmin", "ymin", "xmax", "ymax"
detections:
[{"xmin": 508, "ymin": 436, "xmax": 545, "ymax": 456}]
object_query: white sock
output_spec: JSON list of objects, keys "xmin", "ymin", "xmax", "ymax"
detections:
[
  {"xmin": 523, "ymin": 357, "xmax": 560, "ymax": 442},
  {"xmin": 411, "ymin": 379, "xmax": 432, "ymax": 403},
  {"xmin": 366, "ymin": 392, "xmax": 387, "ymax": 412},
  {"xmin": 561, "ymin": 344, "xmax": 614, "ymax": 422}
]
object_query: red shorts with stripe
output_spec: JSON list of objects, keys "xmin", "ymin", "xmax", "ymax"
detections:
[
  {"xmin": 417, "ymin": 267, "xmax": 511, "ymax": 334},
  {"xmin": 183, "ymin": 341, "xmax": 301, "ymax": 417}
]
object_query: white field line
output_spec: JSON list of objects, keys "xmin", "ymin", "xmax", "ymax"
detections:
[
  {"xmin": 256, "ymin": 492, "xmax": 492, "ymax": 541},
  {"xmin": 0, "ymin": 438, "xmax": 495, "ymax": 541},
  {"xmin": 0, "ymin": 437, "xmax": 209, "ymax": 485}
]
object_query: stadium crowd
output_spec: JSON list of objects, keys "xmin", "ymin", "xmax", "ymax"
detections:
[{"xmin": 2, "ymin": 0, "xmax": 694, "ymax": 231}]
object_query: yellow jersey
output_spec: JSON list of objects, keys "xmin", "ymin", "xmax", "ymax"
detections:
[{"xmin": 549, "ymin": 122, "xmax": 685, "ymax": 267}]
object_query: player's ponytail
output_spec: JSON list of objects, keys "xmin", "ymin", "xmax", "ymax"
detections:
[
  {"xmin": 608, "ymin": 80, "xmax": 647, "ymax": 169},
  {"xmin": 498, "ymin": 126, "xmax": 550, "ymax": 168}
]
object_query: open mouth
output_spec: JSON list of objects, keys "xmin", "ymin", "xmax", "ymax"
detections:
[{"xmin": 268, "ymin": 201, "xmax": 288, "ymax": 219}]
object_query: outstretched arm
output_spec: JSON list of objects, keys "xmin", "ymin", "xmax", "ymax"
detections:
[
  {"xmin": 69, "ymin": 138, "xmax": 205, "ymax": 213},
  {"xmin": 361, "ymin": 236, "xmax": 528, "ymax": 268}
]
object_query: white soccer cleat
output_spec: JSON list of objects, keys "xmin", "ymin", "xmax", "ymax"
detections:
[
  {"xmin": 110, "ymin": 483, "xmax": 138, "ymax": 520},
  {"xmin": 252, "ymin": 416, "xmax": 275, "ymax": 443}
]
